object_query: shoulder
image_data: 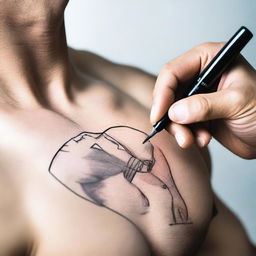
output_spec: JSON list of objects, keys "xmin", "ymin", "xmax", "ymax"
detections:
[
  {"xmin": 68, "ymin": 48, "xmax": 212, "ymax": 170},
  {"xmin": 68, "ymin": 47, "xmax": 156, "ymax": 109}
]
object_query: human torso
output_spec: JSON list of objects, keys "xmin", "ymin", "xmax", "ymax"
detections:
[{"xmin": 0, "ymin": 49, "xmax": 252, "ymax": 256}]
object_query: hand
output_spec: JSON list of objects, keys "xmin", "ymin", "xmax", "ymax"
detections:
[{"xmin": 150, "ymin": 42, "xmax": 256, "ymax": 159}]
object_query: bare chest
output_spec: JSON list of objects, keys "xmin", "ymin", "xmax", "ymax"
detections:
[{"xmin": 0, "ymin": 103, "xmax": 211, "ymax": 256}]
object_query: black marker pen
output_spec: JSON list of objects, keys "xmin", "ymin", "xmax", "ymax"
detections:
[{"xmin": 143, "ymin": 26, "xmax": 253, "ymax": 144}]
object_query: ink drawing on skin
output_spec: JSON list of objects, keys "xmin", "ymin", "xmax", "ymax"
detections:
[{"xmin": 49, "ymin": 126, "xmax": 190, "ymax": 225}]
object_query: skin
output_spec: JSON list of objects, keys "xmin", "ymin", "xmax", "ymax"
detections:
[
  {"xmin": 49, "ymin": 127, "xmax": 190, "ymax": 225},
  {"xmin": 150, "ymin": 43, "xmax": 256, "ymax": 159},
  {"xmin": 0, "ymin": 1, "xmax": 254, "ymax": 256}
]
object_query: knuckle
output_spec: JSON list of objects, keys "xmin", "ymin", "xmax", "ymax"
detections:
[
  {"xmin": 227, "ymin": 89, "xmax": 245, "ymax": 117},
  {"xmin": 194, "ymin": 42, "xmax": 215, "ymax": 54},
  {"xmin": 196, "ymin": 96, "xmax": 211, "ymax": 119},
  {"xmin": 163, "ymin": 61, "xmax": 173, "ymax": 72},
  {"xmin": 195, "ymin": 42, "xmax": 225, "ymax": 51},
  {"xmin": 195, "ymin": 42, "xmax": 226, "ymax": 67},
  {"xmin": 196, "ymin": 42, "xmax": 212, "ymax": 50},
  {"xmin": 228, "ymin": 89, "xmax": 243, "ymax": 105}
]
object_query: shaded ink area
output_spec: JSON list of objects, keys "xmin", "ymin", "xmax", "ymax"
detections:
[{"xmin": 49, "ymin": 126, "xmax": 190, "ymax": 225}]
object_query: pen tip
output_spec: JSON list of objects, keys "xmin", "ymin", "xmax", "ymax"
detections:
[
  {"xmin": 142, "ymin": 137, "xmax": 149, "ymax": 144},
  {"xmin": 142, "ymin": 129, "xmax": 157, "ymax": 144}
]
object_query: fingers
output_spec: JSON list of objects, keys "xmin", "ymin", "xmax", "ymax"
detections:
[
  {"xmin": 166, "ymin": 122, "xmax": 195, "ymax": 148},
  {"xmin": 193, "ymin": 127, "xmax": 212, "ymax": 147},
  {"xmin": 150, "ymin": 78, "xmax": 175, "ymax": 124},
  {"xmin": 167, "ymin": 88, "xmax": 243, "ymax": 148},
  {"xmin": 150, "ymin": 48, "xmax": 201, "ymax": 124},
  {"xmin": 150, "ymin": 42, "xmax": 225, "ymax": 125},
  {"xmin": 150, "ymin": 42, "xmax": 233, "ymax": 149},
  {"xmin": 166, "ymin": 122, "xmax": 212, "ymax": 148},
  {"xmin": 168, "ymin": 88, "xmax": 242, "ymax": 124}
]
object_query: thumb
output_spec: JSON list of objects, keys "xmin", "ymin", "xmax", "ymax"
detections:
[{"xmin": 168, "ymin": 89, "xmax": 241, "ymax": 124}]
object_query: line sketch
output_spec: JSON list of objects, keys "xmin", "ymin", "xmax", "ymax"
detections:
[{"xmin": 49, "ymin": 125, "xmax": 190, "ymax": 225}]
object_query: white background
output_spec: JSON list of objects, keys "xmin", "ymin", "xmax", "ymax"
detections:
[{"xmin": 65, "ymin": 0, "xmax": 256, "ymax": 243}]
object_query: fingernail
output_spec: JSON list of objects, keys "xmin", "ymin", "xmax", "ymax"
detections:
[
  {"xmin": 170, "ymin": 103, "xmax": 188, "ymax": 123},
  {"xmin": 175, "ymin": 133, "xmax": 185, "ymax": 147},
  {"xmin": 150, "ymin": 104, "xmax": 157, "ymax": 124},
  {"xmin": 197, "ymin": 136, "xmax": 206, "ymax": 147}
]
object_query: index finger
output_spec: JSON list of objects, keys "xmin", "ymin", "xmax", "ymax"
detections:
[{"xmin": 150, "ymin": 42, "xmax": 224, "ymax": 124}]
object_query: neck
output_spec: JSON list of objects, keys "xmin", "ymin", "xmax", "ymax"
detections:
[{"xmin": 0, "ymin": 12, "xmax": 72, "ymax": 109}]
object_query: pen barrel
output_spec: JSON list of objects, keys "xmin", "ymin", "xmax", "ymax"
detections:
[
  {"xmin": 152, "ymin": 26, "xmax": 253, "ymax": 136},
  {"xmin": 153, "ymin": 112, "xmax": 170, "ymax": 131},
  {"xmin": 186, "ymin": 26, "xmax": 253, "ymax": 96}
]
